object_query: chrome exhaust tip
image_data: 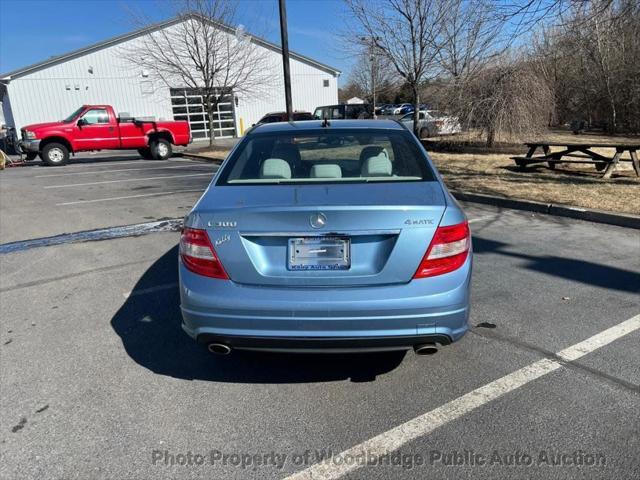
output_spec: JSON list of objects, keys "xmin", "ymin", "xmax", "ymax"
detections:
[
  {"xmin": 207, "ymin": 343, "xmax": 232, "ymax": 355},
  {"xmin": 413, "ymin": 343, "xmax": 438, "ymax": 355}
]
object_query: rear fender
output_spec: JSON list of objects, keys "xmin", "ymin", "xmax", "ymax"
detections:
[{"xmin": 147, "ymin": 129, "xmax": 175, "ymax": 146}]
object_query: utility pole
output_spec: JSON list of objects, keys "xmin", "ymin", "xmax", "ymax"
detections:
[
  {"xmin": 370, "ymin": 48, "xmax": 376, "ymax": 119},
  {"xmin": 278, "ymin": 0, "xmax": 293, "ymax": 121},
  {"xmin": 360, "ymin": 36, "xmax": 380, "ymax": 119}
]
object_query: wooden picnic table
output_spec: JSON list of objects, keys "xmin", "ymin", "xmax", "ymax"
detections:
[{"xmin": 511, "ymin": 141, "xmax": 640, "ymax": 179}]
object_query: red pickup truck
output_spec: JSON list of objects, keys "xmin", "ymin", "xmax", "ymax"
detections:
[{"xmin": 19, "ymin": 105, "xmax": 191, "ymax": 166}]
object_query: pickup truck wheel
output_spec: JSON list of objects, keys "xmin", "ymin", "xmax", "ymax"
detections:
[
  {"xmin": 150, "ymin": 139, "xmax": 172, "ymax": 160},
  {"xmin": 137, "ymin": 148, "xmax": 153, "ymax": 160},
  {"xmin": 42, "ymin": 142, "xmax": 69, "ymax": 166}
]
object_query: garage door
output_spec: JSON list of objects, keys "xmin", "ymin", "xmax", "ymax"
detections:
[{"xmin": 170, "ymin": 88, "xmax": 236, "ymax": 140}]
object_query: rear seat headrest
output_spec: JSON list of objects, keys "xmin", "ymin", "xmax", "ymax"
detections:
[
  {"xmin": 310, "ymin": 164, "xmax": 342, "ymax": 179},
  {"xmin": 260, "ymin": 158, "xmax": 292, "ymax": 179},
  {"xmin": 362, "ymin": 153, "xmax": 392, "ymax": 176},
  {"xmin": 359, "ymin": 146, "xmax": 389, "ymax": 164}
]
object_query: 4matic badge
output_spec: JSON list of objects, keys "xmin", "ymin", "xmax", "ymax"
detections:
[{"xmin": 404, "ymin": 218, "xmax": 434, "ymax": 225}]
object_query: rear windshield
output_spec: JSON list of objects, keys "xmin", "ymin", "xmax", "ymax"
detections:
[{"xmin": 217, "ymin": 130, "xmax": 434, "ymax": 185}]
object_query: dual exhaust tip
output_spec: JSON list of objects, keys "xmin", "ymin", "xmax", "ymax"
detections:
[
  {"xmin": 207, "ymin": 343, "xmax": 232, "ymax": 355},
  {"xmin": 207, "ymin": 342, "xmax": 438, "ymax": 356},
  {"xmin": 413, "ymin": 343, "xmax": 439, "ymax": 355}
]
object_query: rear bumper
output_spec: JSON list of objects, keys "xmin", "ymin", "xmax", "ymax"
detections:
[
  {"xmin": 179, "ymin": 255, "xmax": 471, "ymax": 351},
  {"xmin": 192, "ymin": 333, "xmax": 452, "ymax": 353}
]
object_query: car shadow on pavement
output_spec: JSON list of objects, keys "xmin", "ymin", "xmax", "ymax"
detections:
[
  {"xmin": 111, "ymin": 246, "xmax": 406, "ymax": 383},
  {"xmin": 473, "ymin": 237, "xmax": 640, "ymax": 293}
]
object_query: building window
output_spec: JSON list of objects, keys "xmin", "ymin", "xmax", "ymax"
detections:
[{"xmin": 323, "ymin": 79, "xmax": 330, "ymax": 87}]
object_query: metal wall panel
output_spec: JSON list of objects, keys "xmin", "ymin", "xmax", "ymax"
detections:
[{"xmin": 6, "ymin": 20, "xmax": 339, "ymax": 137}]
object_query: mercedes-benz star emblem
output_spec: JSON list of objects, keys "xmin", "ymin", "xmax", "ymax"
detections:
[{"xmin": 310, "ymin": 213, "xmax": 327, "ymax": 229}]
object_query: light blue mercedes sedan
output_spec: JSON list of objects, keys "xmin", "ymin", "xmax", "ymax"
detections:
[{"xmin": 179, "ymin": 120, "xmax": 471, "ymax": 355}]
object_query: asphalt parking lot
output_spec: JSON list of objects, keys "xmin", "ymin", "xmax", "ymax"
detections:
[
  {"xmin": 0, "ymin": 152, "xmax": 639, "ymax": 479},
  {"xmin": 0, "ymin": 153, "xmax": 218, "ymax": 243}
]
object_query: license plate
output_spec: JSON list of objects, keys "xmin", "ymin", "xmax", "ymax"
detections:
[{"xmin": 288, "ymin": 237, "xmax": 350, "ymax": 270}]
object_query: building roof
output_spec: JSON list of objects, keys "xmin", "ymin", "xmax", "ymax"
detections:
[{"xmin": 0, "ymin": 13, "xmax": 341, "ymax": 81}]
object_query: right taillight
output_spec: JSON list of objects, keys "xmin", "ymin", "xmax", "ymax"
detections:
[
  {"xmin": 413, "ymin": 221, "xmax": 470, "ymax": 278},
  {"xmin": 179, "ymin": 227, "xmax": 229, "ymax": 279}
]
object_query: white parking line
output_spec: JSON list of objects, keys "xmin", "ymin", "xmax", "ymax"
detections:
[
  {"xmin": 284, "ymin": 314, "xmax": 640, "ymax": 480},
  {"xmin": 44, "ymin": 173, "xmax": 212, "ymax": 189},
  {"xmin": 60, "ymin": 160, "xmax": 155, "ymax": 168},
  {"xmin": 56, "ymin": 189, "xmax": 204, "ymax": 206},
  {"xmin": 36, "ymin": 164, "xmax": 215, "ymax": 178}
]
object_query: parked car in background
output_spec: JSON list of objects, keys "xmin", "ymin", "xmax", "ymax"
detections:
[
  {"xmin": 255, "ymin": 111, "xmax": 314, "ymax": 125},
  {"xmin": 398, "ymin": 104, "xmax": 415, "ymax": 115},
  {"xmin": 18, "ymin": 105, "xmax": 191, "ymax": 166},
  {"xmin": 313, "ymin": 104, "xmax": 373, "ymax": 120},
  {"xmin": 400, "ymin": 110, "xmax": 462, "ymax": 138},
  {"xmin": 378, "ymin": 104, "xmax": 396, "ymax": 115},
  {"xmin": 179, "ymin": 119, "xmax": 472, "ymax": 355},
  {"xmin": 393, "ymin": 103, "xmax": 412, "ymax": 115},
  {"xmin": 374, "ymin": 104, "xmax": 388, "ymax": 115}
]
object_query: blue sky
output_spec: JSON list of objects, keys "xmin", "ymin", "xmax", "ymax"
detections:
[{"xmin": 0, "ymin": 0, "xmax": 350, "ymax": 80}]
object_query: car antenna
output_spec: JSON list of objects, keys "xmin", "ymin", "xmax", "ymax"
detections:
[{"xmin": 322, "ymin": 116, "xmax": 330, "ymax": 127}]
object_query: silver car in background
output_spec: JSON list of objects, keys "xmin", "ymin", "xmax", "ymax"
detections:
[{"xmin": 401, "ymin": 110, "xmax": 462, "ymax": 138}]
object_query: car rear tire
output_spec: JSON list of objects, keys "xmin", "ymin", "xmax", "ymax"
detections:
[
  {"xmin": 150, "ymin": 139, "xmax": 172, "ymax": 160},
  {"xmin": 137, "ymin": 147, "xmax": 153, "ymax": 160},
  {"xmin": 25, "ymin": 152, "xmax": 38, "ymax": 161},
  {"xmin": 419, "ymin": 127, "xmax": 429, "ymax": 139},
  {"xmin": 42, "ymin": 142, "xmax": 69, "ymax": 166}
]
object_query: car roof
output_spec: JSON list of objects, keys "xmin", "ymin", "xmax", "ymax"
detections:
[
  {"xmin": 250, "ymin": 119, "xmax": 405, "ymax": 134},
  {"xmin": 263, "ymin": 111, "xmax": 311, "ymax": 116}
]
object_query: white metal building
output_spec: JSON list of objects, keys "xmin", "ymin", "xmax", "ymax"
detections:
[{"xmin": 0, "ymin": 15, "xmax": 340, "ymax": 140}]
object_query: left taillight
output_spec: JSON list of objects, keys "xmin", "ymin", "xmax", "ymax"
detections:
[
  {"xmin": 413, "ymin": 221, "xmax": 470, "ymax": 278},
  {"xmin": 179, "ymin": 227, "xmax": 229, "ymax": 279}
]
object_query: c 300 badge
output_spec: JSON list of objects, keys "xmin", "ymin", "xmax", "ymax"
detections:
[{"xmin": 208, "ymin": 220, "xmax": 237, "ymax": 228}]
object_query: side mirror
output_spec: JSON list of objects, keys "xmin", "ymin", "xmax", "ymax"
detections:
[{"xmin": 77, "ymin": 118, "xmax": 87, "ymax": 127}]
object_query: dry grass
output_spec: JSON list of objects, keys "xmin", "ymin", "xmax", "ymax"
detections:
[
  {"xmin": 430, "ymin": 150, "xmax": 639, "ymax": 215},
  {"xmin": 426, "ymin": 129, "xmax": 639, "ymax": 215}
]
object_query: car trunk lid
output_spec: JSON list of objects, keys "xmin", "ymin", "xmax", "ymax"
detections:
[{"xmin": 189, "ymin": 182, "xmax": 446, "ymax": 286}]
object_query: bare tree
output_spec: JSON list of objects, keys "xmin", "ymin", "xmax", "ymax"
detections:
[
  {"xmin": 531, "ymin": 0, "xmax": 640, "ymax": 133},
  {"xmin": 124, "ymin": 0, "xmax": 272, "ymax": 145},
  {"xmin": 436, "ymin": 0, "xmax": 504, "ymax": 80},
  {"xmin": 344, "ymin": 0, "xmax": 447, "ymax": 134},
  {"xmin": 348, "ymin": 49, "xmax": 397, "ymax": 105},
  {"xmin": 459, "ymin": 55, "xmax": 554, "ymax": 146}
]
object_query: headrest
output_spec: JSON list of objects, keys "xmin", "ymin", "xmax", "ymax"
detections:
[
  {"xmin": 359, "ymin": 146, "xmax": 388, "ymax": 164},
  {"xmin": 260, "ymin": 158, "xmax": 292, "ymax": 179},
  {"xmin": 362, "ymin": 153, "xmax": 392, "ymax": 176},
  {"xmin": 310, "ymin": 164, "xmax": 342, "ymax": 179}
]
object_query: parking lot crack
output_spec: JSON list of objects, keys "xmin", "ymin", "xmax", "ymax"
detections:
[
  {"xmin": 0, "ymin": 219, "xmax": 183, "ymax": 254},
  {"xmin": 0, "ymin": 259, "xmax": 154, "ymax": 292},
  {"xmin": 470, "ymin": 328, "xmax": 640, "ymax": 394}
]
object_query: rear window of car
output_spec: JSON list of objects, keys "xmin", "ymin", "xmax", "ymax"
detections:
[{"xmin": 216, "ymin": 130, "xmax": 435, "ymax": 185}]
